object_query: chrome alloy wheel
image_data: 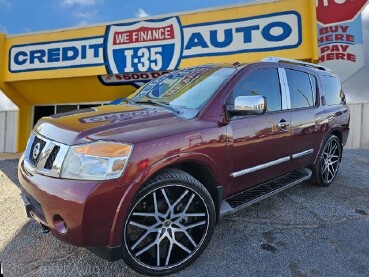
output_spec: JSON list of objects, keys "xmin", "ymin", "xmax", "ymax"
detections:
[
  {"xmin": 321, "ymin": 138, "xmax": 340, "ymax": 183},
  {"xmin": 124, "ymin": 184, "xmax": 210, "ymax": 270}
]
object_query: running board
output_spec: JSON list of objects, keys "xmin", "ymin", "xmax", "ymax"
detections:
[{"xmin": 220, "ymin": 168, "xmax": 312, "ymax": 216}]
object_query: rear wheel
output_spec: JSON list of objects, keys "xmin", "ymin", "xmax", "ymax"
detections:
[
  {"xmin": 122, "ymin": 168, "xmax": 216, "ymax": 275},
  {"xmin": 310, "ymin": 134, "xmax": 342, "ymax": 187}
]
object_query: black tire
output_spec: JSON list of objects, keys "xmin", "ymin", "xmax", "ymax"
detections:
[
  {"xmin": 122, "ymin": 168, "xmax": 216, "ymax": 276},
  {"xmin": 310, "ymin": 134, "xmax": 342, "ymax": 187}
]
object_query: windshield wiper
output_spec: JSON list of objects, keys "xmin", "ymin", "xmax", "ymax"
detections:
[
  {"xmin": 135, "ymin": 100, "xmax": 180, "ymax": 114},
  {"xmin": 121, "ymin": 98, "xmax": 138, "ymax": 105},
  {"xmin": 110, "ymin": 97, "xmax": 138, "ymax": 105}
]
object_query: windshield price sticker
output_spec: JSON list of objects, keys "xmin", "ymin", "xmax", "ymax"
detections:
[
  {"xmin": 98, "ymin": 71, "xmax": 171, "ymax": 86},
  {"xmin": 79, "ymin": 109, "xmax": 165, "ymax": 124},
  {"xmin": 132, "ymin": 66, "xmax": 219, "ymax": 101}
]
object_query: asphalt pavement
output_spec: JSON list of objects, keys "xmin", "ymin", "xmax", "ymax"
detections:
[{"xmin": 1, "ymin": 149, "xmax": 369, "ymax": 277}]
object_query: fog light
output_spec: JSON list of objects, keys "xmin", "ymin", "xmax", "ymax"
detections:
[{"xmin": 53, "ymin": 214, "xmax": 68, "ymax": 235}]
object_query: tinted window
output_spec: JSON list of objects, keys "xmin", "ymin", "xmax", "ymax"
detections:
[
  {"xmin": 322, "ymin": 75, "xmax": 344, "ymax": 105},
  {"xmin": 230, "ymin": 68, "xmax": 282, "ymax": 112},
  {"xmin": 285, "ymin": 69, "xmax": 316, "ymax": 109}
]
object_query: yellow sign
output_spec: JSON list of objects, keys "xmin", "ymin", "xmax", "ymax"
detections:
[{"xmin": 4, "ymin": 0, "xmax": 317, "ymax": 81}]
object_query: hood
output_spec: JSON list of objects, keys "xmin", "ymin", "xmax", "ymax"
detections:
[{"xmin": 34, "ymin": 104, "xmax": 183, "ymax": 145}]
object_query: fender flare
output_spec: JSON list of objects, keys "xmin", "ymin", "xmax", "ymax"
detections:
[
  {"xmin": 108, "ymin": 152, "xmax": 221, "ymax": 247},
  {"xmin": 314, "ymin": 125, "xmax": 343, "ymax": 165}
]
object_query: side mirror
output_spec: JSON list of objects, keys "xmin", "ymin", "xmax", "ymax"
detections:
[{"xmin": 227, "ymin": 95, "xmax": 266, "ymax": 116}]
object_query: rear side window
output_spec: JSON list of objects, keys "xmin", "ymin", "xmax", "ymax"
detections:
[
  {"xmin": 285, "ymin": 69, "xmax": 316, "ymax": 109},
  {"xmin": 321, "ymin": 75, "xmax": 344, "ymax": 105},
  {"xmin": 229, "ymin": 68, "xmax": 282, "ymax": 112}
]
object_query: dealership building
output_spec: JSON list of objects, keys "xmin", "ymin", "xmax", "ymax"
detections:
[{"xmin": 0, "ymin": 0, "xmax": 368, "ymax": 152}]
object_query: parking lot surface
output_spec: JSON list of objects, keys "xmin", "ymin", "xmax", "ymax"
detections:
[{"xmin": 1, "ymin": 149, "xmax": 369, "ymax": 277}]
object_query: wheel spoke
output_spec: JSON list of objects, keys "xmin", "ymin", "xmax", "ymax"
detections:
[
  {"xmin": 129, "ymin": 221, "xmax": 151, "ymax": 230},
  {"xmin": 172, "ymin": 190, "xmax": 189, "ymax": 208},
  {"xmin": 135, "ymin": 238, "xmax": 157, "ymax": 257},
  {"xmin": 174, "ymin": 240, "xmax": 192, "ymax": 254},
  {"xmin": 328, "ymin": 166, "xmax": 333, "ymax": 180},
  {"xmin": 132, "ymin": 212, "xmax": 157, "ymax": 217},
  {"xmin": 156, "ymin": 241, "xmax": 161, "ymax": 266},
  {"xmin": 161, "ymin": 188, "xmax": 171, "ymax": 207},
  {"xmin": 165, "ymin": 242, "xmax": 174, "ymax": 266},
  {"xmin": 330, "ymin": 143, "xmax": 338, "ymax": 155},
  {"xmin": 182, "ymin": 230, "xmax": 198, "ymax": 248},
  {"xmin": 131, "ymin": 230, "xmax": 151, "ymax": 251},
  {"xmin": 182, "ymin": 193, "xmax": 195, "ymax": 213},
  {"xmin": 185, "ymin": 220, "xmax": 207, "ymax": 229},
  {"xmin": 153, "ymin": 191, "xmax": 159, "ymax": 213},
  {"xmin": 184, "ymin": 213, "xmax": 206, "ymax": 217}
]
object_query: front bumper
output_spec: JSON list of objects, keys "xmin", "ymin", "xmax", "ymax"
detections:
[
  {"xmin": 20, "ymin": 192, "xmax": 48, "ymax": 230},
  {"xmin": 20, "ymin": 187, "xmax": 123, "ymax": 261},
  {"xmin": 86, "ymin": 245, "xmax": 123, "ymax": 261},
  {"xmin": 18, "ymin": 158, "xmax": 129, "ymax": 249}
]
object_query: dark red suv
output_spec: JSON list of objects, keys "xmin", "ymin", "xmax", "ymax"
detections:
[{"xmin": 18, "ymin": 57, "xmax": 350, "ymax": 275}]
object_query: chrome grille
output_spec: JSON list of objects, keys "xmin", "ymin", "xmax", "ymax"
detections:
[
  {"xmin": 44, "ymin": 145, "xmax": 60, "ymax": 170},
  {"xmin": 24, "ymin": 133, "xmax": 69, "ymax": 178}
]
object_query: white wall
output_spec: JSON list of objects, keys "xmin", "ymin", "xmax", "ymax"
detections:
[
  {"xmin": 0, "ymin": 91, "xmax": 18, "ymax": 112},
  {"xmin": 0, "ymin": 111, "xmax": 18, "ymax": 153},
  {"xmin": 346, "ymin": 103, "xmax": 369, "ymax": 149}
]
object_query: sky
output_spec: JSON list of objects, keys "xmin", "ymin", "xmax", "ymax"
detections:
[{"xmin": 0, "ymin": 0, "xmax": 254, "ymax": 35}]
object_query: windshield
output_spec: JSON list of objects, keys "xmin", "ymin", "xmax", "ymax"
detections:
[{"xmin": 127, "ymin": 65, "xmax": 236, "ymax": 118}]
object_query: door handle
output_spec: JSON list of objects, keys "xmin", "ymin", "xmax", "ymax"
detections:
[{"xmin": 277, "ymin": 121, "xmax": 290, "ymax": 129}]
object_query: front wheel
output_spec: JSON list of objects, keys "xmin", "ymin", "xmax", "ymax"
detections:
[
  {"xmin": 310, "ymin": 134, "xmax": 342, "ymax": 187},
  {"xmin": 122, "ymin": 168, "xmax": 216, "ymax": 276}
]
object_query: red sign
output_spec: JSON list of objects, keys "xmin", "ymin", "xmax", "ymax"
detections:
[
  {"xmin": 113, "ymin": 25, "xmax": 175, "ymax": 45},
  {"xmin": 316, "ymin": 0, "xmax": 369, "ymax": 25}
]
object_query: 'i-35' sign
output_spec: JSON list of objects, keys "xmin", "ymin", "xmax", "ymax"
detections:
[{"xmin": 9, "ymin": 12, "xmax": 302, "ymax": 73}]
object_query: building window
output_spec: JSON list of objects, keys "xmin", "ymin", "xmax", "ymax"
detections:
[
  {"xmin": 33, "ymin": 103, "xmax": 106, "ymax": 126},
  {"xmin": 56, "ymin": 105, "xmax": 78, "ymax": 114},
  {"xmin": 33, "ymin": 106, "xmax": 55, "ymax": 126}
]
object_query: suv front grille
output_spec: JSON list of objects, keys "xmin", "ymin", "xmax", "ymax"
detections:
[
  {"xmin": 24, "ymin": 133, "xmax": 69, "ymax": 178},
  {"xmin": 44, "ymin": 145, "xmax": 60, "ymax": 170}
]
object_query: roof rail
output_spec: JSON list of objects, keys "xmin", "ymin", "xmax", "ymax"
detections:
[{"xmin": 262, "ymin": 56, "xmax": 331, "ymax": 72}]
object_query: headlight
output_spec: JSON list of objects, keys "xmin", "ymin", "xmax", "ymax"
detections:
[{"xmin": 61, "ymin": 141, "xmax": 133, "ymax": 180}]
